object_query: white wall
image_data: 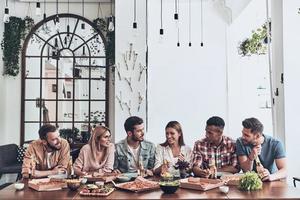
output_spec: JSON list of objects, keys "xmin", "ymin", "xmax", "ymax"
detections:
[
  {"xmin": 283, "ymin": 0, "xmax": 300, "ymax": 183},
  {"xmin": 147, "ymin": 0, "xmax": 228, "ymax": 147},
  {"xmin": 227, "ymin": 0, "xmax": 273, "ymax": 140}
]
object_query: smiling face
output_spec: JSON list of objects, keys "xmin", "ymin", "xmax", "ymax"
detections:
[
  {"xmin": 44, "ymin": 131, "xmax": 62, "ymax": 151},
  {"xmin": 241, "ymin": 128, "xmax": 260, "ymax": 145},
  {"xmin": 97, "ymin": 130, "xmax": 111, "ymax": 148},
  {"xmin": 165, "ymin": 127, "xmax": 181, "ymax": 146},
  {"xmin": 205, "ymin": 125, "xmax": 223, "ymax": 145}
]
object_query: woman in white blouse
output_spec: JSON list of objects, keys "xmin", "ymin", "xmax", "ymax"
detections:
[{"xmin": 153, "ymin": 121, "xmax": 192, "ymax": 176}]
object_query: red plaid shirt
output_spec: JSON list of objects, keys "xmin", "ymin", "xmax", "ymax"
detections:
[{"xmin": 192, "ymin": 136, "xmax": 238, "ymax": 169}]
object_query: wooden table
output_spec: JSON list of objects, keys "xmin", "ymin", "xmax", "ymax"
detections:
[{"xmin": 1, "ymin": 180, "xmax": 300, "ymax": 199}]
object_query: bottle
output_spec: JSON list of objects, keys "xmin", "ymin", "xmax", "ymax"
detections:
[
  {"xmin": 30, "ymin": 155, "xmax": 37, "ymax": 178},
  {"xmin": 67, "ymin": 157, "xmax": 74, "ymax": 178},
  {"xmin": 255, "ymin": 156, "xmax": 264, "ymax": 179},
  {"xmin": 209, "ymin": 159, "xmax": 217, "ymax": 179},
  {"xmin": 138, "ymin": 156, "xmax": 145, "ymax": 177}
]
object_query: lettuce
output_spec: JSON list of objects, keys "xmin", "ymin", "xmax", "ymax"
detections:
[{"xmin": 239, "ymin": 171, "xmax": 263, "ymax": 191}]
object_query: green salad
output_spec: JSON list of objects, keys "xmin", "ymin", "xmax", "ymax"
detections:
[
  {"xmin": 159, "ymin": 180, "xmax": 180, "ymax": 186},
  {"xmin": 239, "ymin": 171, "xmax": 263, "ymax": 191}
]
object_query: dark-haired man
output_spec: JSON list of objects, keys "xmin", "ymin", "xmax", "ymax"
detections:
[
  {"xmin": 192, "ymin": 116, "xmax": 239, "ymax": 178},
  {"xmin": 114, "ymin": 116, "xmax": 155, "ymax": 176},
  {"xmin": 22, "ymin": 124, "xmax": 70, "ymax": 178},
  {"xmin": 236, "ymin": 117, "xmax": 287, "ymax": 181}
]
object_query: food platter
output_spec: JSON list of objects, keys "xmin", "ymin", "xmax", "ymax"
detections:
[
  {"xmin": 28, "ymin": 178, "xmax": 67, "ymax": 191},
  {"xmin": 79, "ymin": 184, "xmax": 115, "ymax": 197},
  {"xmin": 180, "ymin": 177, "xmax": 224, "ymax": 191},
  {"xmin": 115, "ymin": 176, "xmax": 159, "ymax": 192}
]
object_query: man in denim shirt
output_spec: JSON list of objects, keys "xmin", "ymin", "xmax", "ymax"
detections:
[{"xmin": 114, "ymin": 116, "xmax": 155, "ymax": 176}]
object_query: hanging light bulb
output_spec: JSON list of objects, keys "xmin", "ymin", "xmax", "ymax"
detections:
[
  {"xmin": 55, "ymin": 14, "xmax": 60, "ymax": 32},
  {"xmin": 159, "ymin": 28, "xmax": 164, "ymax": 43},
  {"xmin": 159, "ymin": 0, "xmax": 164, "ymax": 43},
  {"xmin": 36, "ymin": 1, "xmax": 41, "ymax": 16},
  {"xmin": 3, "ymin": 7, "xmax": 9, "ymax": 23},
  {"xmin": 81, "ymin": 0, "xmax": 85, "ymax": 29},
  {"xmin": 55, "ymin": 0, "xmax": 60, "ymax": 32},
  {"xmin": 3, "ymin": 0, "xmax": 9, "ymax": 24},
  {"xmin": 108, "ymin": 16, "xmax": 114, "ymax": 32},
  {"xmin": 108, "ymin": 0, "xmax": 114, "ymax": 32}
]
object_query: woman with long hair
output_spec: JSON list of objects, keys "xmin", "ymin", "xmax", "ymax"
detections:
[
  {"xmin": 153, "ymin": 121, "xmax": 192, "ymax": 176},
  {"xmin": 74, "ymin": 126, "xmax": 114, "ymax": 176}
]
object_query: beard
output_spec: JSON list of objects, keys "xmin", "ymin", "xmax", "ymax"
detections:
[
  {"xmin": 132, "ymin": 134, "xmax": 144, "ymax": 142},
  {"xmin": 46, "ymin": 140, "xmax": 61, "ymax": 151}
]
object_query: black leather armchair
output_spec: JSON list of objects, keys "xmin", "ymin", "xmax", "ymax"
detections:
[{"xmin": 0, "ymin": 144, "xmax": 22, "ymax": 181}]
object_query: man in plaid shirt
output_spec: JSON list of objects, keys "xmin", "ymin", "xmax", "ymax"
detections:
[{"xmin": 192, "ymin": 116, "xmax": 240, "ymax": 178}]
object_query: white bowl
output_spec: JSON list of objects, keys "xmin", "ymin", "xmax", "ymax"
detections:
[
  {"xmin": 95, "ymin": 181, "xmax": 104, "ymax": 187},
  {"xmin": 219, "ymin": 186, "xmax": 229, "ymax": 194},
  {"xmin": 80, "ymin": 178, "xmax": 87, "ymax": 184},
  {"xmin": 14, "ymin": 183, "xmax": 25, "ymax": 190}
]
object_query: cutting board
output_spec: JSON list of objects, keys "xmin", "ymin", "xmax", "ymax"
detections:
[{"xmin": 180, "ymin": 178, "xmax": 224, "ymax": 191}]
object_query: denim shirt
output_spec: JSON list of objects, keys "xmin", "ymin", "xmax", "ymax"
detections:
[{"xmin": 114, "ymin": 139, "xmax": 156, "ymax": 173}]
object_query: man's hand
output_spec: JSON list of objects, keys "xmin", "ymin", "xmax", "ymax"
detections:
[
  {"xmin": 52, "ymin": 165, "xmax": 66, "ymax": 175},
  {"xmin": 198, "ymin": 169, "xmax": 210, "ymax": 178},
  {"xmin": 249, "ymin": 145, "xmax": 262, "ymax": 160},
  {"xmin": 113, "ymin": 169, "xmax": 121, "ymax": 174},
  {"xmin": 260, "ymin": 168, "xmax": 271, "ymax": 181}
]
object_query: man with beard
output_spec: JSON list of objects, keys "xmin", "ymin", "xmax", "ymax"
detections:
[
  {"xmin": 22, "ymin": 124, "xmax": 70, "ymax": 178},
  {"xmin": 192, "ymin": 116, "xmax": 240, "ymax": 178},
  {"xmin": 114, "ymin": 116, "xmax": 155, "ymax": 176},
  {"xmin": 236, "ymin": 117, "xmax": 287, "ymax": 181}
]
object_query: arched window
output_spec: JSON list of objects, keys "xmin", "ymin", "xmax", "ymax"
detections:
[{"xmin": 21, "ymin": 14, "xmax": 109, "ymax": 144}]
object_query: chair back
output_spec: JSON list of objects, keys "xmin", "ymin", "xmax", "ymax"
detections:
[{"xmin": 0, "ymin": 144, "xmax": 19, "ymax": 168}]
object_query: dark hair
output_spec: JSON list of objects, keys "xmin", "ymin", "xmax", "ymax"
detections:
[
  {"xmin": 124, "ymin": 116, "xmax": 143, "ymax": 133},
  {"xmin": 206, "ymin": 116, "xmax": 225, "ymax": 129},
  {"xmin": 161, "ymin": 121, "xmax": 185, "ymax": 147},
  {"xmin": 242, "ymin": 117, "xmax": 264, "ymax": 134},
  {"xmin": 38, "ymin": 124, "xmax": 57, "ymax": 140}
]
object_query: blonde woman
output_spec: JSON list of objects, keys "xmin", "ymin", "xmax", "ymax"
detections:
[{"xmin": 74, "ymin": 126, "xmax": 115, "ymax": 176}]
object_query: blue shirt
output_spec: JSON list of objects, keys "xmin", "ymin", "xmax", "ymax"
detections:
[
  {"xmin": 236, "ymin": 134, "xmax": 285, "ymax": 174},
  {"xmin": 114, "ymin": 139, "xmax": 156, "ymax": 173}
]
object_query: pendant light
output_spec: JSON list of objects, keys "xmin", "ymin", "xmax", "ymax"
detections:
[
  {"xmin": 108, "ymin": 0, "xmax": 114, "ymax": 32},
  {"xmin": 133, "ymin": 0, "xmax": 137, "ymax": 29},
  {"xmin": 55, "ymin": 0, "xmax": 60, "ymax": 32},
  {"xmin": 188, "ymin": 0, "xmax": 192, "ymax": 47},
  {"xmin": 176, "ymin": 0, "xmax": 180, "ymax": 47},
  {"xmin": 81, "ymin": 0, "xmax": 85, "ymax": 29},
  {"xmin": 159, "ymin": 0, "xmax": 164, "ymax": 41},
  {"xmin": 36, "ymin": 1, "xmax": 41, "ymax": 16},
  {"xmin": 3, "ymin": 0, "xmax": 10, "ymax": 23},
  {"xmin": 200, "ymin": 0, "xmax": 204, "ymax": 47},
  {"xmin": 65, "ymin": 0, "xmax": 71, "ymax": 45}
]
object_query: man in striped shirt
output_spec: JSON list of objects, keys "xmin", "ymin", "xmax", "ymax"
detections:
[{"xmin": 192, "ymin": 116, "xmax": 240, "ymax": 178}]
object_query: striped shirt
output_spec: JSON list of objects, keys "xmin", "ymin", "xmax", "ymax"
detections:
[{"xmin": 192, "ymin": 136, "xmax": 238, "ymax": 169}]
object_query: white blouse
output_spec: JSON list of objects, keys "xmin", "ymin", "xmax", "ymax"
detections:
[{"xmin": 154, "ymin": 144, "xmax": 192, "ymax": 176}]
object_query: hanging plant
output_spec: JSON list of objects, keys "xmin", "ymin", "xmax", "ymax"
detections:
[
  {"xmin": 238, "ymin": 21, "xmax": 271, "ymax": 57},
  {"xmin": 93, "ymin": 17, "xmax": 115, "ymax": 66},
  {"xmin": 1, "ymin": 16, "xmax": 34, "ymax": 76}
]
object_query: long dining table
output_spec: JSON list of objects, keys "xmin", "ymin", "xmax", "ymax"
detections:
[{"xmin": 1, "ymin": 179, "xmax": 300, "ymax": 199}]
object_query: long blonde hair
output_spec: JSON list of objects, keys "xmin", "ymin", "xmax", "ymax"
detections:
[{"xmin": 88, "ymin": 126, "xmax": 111, "ymax": 161}]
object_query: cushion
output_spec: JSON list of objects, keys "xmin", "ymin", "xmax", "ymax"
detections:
[{"xmin": 17, "ymin": 146, "xmax": 27, "ymax": 163}]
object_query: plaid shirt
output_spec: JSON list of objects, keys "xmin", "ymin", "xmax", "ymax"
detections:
[{"xmin": 192, "ymin": 136, "xmax": 238, "ymax": 169}]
